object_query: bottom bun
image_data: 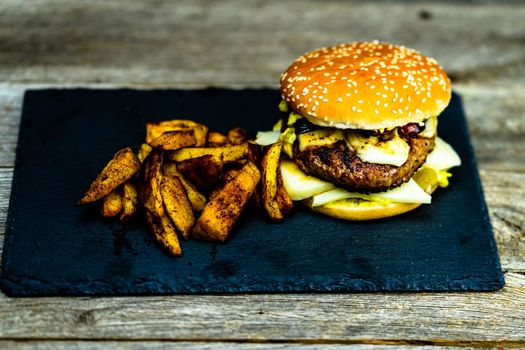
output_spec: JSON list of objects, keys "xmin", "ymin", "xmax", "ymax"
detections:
[{"xmin": 303, "ymin": 198, "xmax": 423, "ymax": 221}]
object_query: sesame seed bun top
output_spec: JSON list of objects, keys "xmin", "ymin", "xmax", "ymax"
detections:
[{"xmin": 280, "ymin": 41, "xmax": 451, "ymax": 130}]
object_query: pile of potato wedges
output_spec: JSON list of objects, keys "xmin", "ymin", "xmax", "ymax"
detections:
[{"xmin": 78, "ymin": 119, "xmax": 293, "ymax": 256}]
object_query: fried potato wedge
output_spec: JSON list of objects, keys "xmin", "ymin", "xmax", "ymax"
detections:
[
  {"xmin": 207, "ymin": 131, "xmax": 229, "ymax": 146},
  {"xmin": 120, "ymin": 181, "xmax": 139, "ymax": 222},
  {"xmin": 176, "ymin": 155, "xmax": 223, "ymax": 192},
  {"xmin": 160, "ymin": 175, "xmax": 194, "ymax": 239},
  {"xmin": 261, "ymin": 142, "xmax": 283, "ymax": 221},
  {"xmin": 146, "ymin": 120, "xmax": 208, "ymax": 146},
  {"xmin": 163, "ymin": 163, "xmax": 206, "ymax": 212},
  {"xmin": 101, "ymin": 189, "xmax": 123, "ymax": 218},
  {"xmin": 247, "ymin": 141, "xmax": 263, "ymax": 209},
  {"xmin": 228, "ymin": 127, "xmax": 249, "ymax": 145},
  {"xmin": 78, "ymin": 147, "xmax": 141, "ymax": 205},
  {"xmin": 149, "ymin": 129, "xmax": 196, "ymax": 150},
  {"xmin": 192, "ymin": 162, "xmax": 261, "ymax": 243},
  {"xmin": 167, "ymin": 143, "xmax": 248, "ymax": 163},
  {"xmin": 276, "ymin": 168, "xmax": 293, "ymax": 215},
  {"xmin": 145, "ymin": 211, "xmax": 182, "ymax": 257},
  {"xmin": 140, "ymin": 151, "xmax": 164, "ymax": 217},
  {"xmin": 137, "ymin": 143, "xmax": 153, "ymax": 163}
]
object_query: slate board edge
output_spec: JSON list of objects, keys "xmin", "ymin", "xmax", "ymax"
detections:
[
  {"xmin": 0, "ymin": 90, "xmax": 34, "ymax": 289},
  {"xmin": 0, "ymin": 272, "xmax": 506, "ymax": 297}
]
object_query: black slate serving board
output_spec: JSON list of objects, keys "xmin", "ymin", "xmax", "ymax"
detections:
[{"xmin": 0, "ymin": 88, "xmax": 504, "ymax": 296}]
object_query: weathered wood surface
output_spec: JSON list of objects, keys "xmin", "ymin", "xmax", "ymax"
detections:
[
  {"xmin": 0, "ymin": 273, "xmax": 523, "ymax": 343},
  {"xmin": 0, "ymin": 0, "xmax": 524, "ymax": 348},
  {"xmin": 1, "ymin": 0, "xmax": 525, "ymax": 87},
  {"xmin": 0, "ymin": 343, "xmax": 509, "ymax": 350}
]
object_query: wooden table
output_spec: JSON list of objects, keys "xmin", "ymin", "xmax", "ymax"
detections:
[{"xmin": 1, "ymin": 1, "xmax": 524, "ymax": 348}]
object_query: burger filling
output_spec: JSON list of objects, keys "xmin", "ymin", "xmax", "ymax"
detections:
[{"xmin": 255, "ymin": 102, "xmax": 460, "ymax": 206}]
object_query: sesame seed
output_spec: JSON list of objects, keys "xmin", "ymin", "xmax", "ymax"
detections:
[{"xmin": 337, "ymin": 97, "xmax": 343, "ymax": 102}]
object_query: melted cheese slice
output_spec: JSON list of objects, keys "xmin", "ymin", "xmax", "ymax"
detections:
[
  {"xmin": 255, "ymin": 131, "xmax": 281, "ymax": 146},
  {"xmin": 280, "ymin": 160, "xmax": 335, "ymax": 200},
  {"xmin": 346, "ymin": 131, "xmax": 410, "ymax": 167},
  {"xmin": 310, "ymin": 179, "xmax": 431, "ymax": 206},
  {"xmin": 425, "ymin": 137, "xmax": 461, "ymax": 170},
  {"xmin": 297, "ymin": 129, "xmax": 345, "ymax": 151}
]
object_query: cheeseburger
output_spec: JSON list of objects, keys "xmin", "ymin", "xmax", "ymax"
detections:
[{"xmin": 256, "ymin": 41, "xmax": 461, "ymax": 220}]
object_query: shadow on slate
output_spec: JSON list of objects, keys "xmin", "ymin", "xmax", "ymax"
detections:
[{"xmin": 0, "ymin": 88, "xmax": 505, "ymax": 296}]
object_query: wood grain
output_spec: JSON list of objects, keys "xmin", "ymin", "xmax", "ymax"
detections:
[
  {"xmin": 0, "ymin": 0, "xmax": 524, "ymax": 347},
  {"xmin": 1, "ymin": 1, "xmax": 525, "ymax": 86},
  {"xmin": 0, "ymin": 342, "xmax": 513, "ymax": 350},
  {"xmin": 0, "ymin": 273, "xmax": 522, "ymax": 342}
]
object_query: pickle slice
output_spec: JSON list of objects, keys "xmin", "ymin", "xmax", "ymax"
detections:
[{"xmin": 413, "ymin": 167, "xmax": 439, "ymax": 194}]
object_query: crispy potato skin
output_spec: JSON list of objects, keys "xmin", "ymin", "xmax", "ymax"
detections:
[
  {"xmin": 145, "ymin": 211, "xmax": 182, "ymax": 256},
  {"xmin": 247, "ymin": 142, "xmax": 263, "ymax": 209},
  {"xmin": 192, "ymin": 162, "xmax": 261, "ymax": 243},
  {"xmin": 163, "ymin": 163, "xmax": 206, "ymax": 212},
  {"xmin": 101, "ymin": 189, "xmax": 123, "ymax": 218},
  {"xmin": 120, "ymin": 181, "xmax": 139, "ymax": 222},
  {"xmin": 146, "ymin": 120, "xmax": 208, "ymax": 146},
  {"xmin": 140, "ymin": 151, "xmax": 165, "ymax": 217},
  {"xmin": 79, "ymin": 147, "xmax": 141, "ymax": 204},
  {"xmin": 176, "ymin": 155, "xmax": 223, "ymax": 192},
  {"xmin": 137, "ymin": 143, "xmax": 153, "ymax": 163},
  {"xmin": 160, "ymin": 175, "xmax": 195, "ymax": 239},
  {"xmin": 81, "ymin": 118, "xmax": 275, "ymax": 256},
  {"xmin": 275, "ymin": 168, "xmax": 293, "ymax": 215},
  {"xmin": 149, "ymin": 130, "xmax": 196, "ymax": 150},
  {"xmin": 227, "ymin": 127, "xmax": 249, "ymax": 145},
  {"xmin": 207, "ymin": 131, "xmax": 229, "ymax": 146},
  {"xmin": 261, "ymin": 142, "xmax": 284, "ymax": 221},
  {"xmin": 167, "ymin": 143, "xmax": 248, "ymax": 163}
]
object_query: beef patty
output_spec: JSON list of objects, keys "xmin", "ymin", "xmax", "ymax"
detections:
[{"xmin": 293, "ymin": 135, "xmax": 435, "ymax": 193}]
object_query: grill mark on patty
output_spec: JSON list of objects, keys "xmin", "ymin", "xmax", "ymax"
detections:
[{"xmin": 294, "ymin": 135, "xmax": 435, "ymax": 193}]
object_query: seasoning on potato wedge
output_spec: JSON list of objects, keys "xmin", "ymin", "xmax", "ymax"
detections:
[
  {"xmin": 78, "ymin": 147, "xmax": 141, "ymax": 205},
  {"xmin": 192, "ymin": 161, "xmax": 261, "ymax": 243},
  {"xmin": 120, "ymin": 181, "xmax": 139, "ymax": 222},
  {"xmin": 79, "ymin": 118, "xmax": 280, "ymax": 257},
  {"xmin": 101, "ymin": 188, "xmax": 123, "ymax": 218},
  {"xmin": 160, "ymin": 175, "xmax": 194, "ymax": 239},
  {"xmin": 261, "ymin": 142, "xmax": 284, "ymax": 221}
]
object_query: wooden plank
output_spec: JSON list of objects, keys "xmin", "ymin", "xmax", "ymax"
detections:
[
  {"xmin": 0, "ymin": 1, "xmax": 524, "ymax": 86},
  {"xmin": 481, "ymin": 170, "xmax": 525, "ymax": 272},
  {"xmin": 0, "ymin": 169, "xmax": 13, "ymax": 258},
  {"xmin": 455, "ymin": 86, "xmax": 525, "ymax": 171},
  {"xmin": 0, "ymin": 86, "xmax": 21, "ymax": 169},
  {"xmin": 0, "ymin": 273, "xmax": 523, "ymax": 341},
  {"xmin": 0, "ymin": 341, "xmax": 509, "ymax": 350}
]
